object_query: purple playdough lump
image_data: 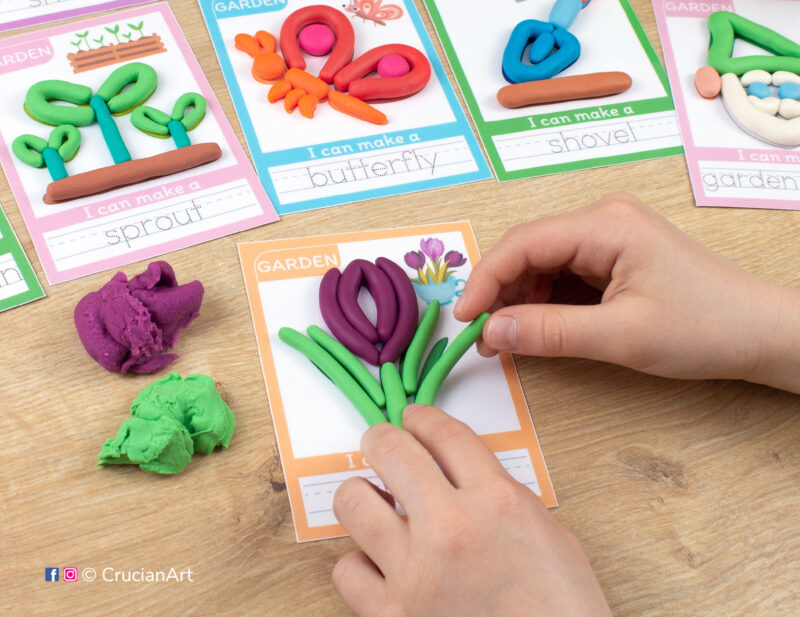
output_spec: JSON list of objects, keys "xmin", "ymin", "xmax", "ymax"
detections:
[{"xmin": 74, "ymin": 261, "xmax": 204, "ymax": 374}]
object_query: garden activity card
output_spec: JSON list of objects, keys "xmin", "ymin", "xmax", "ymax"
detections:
[
  {"xmin": 239, "ymin": 223, "xmax": 556, "ymax": 542},
  {"xmin": 0, "ymin": 0, "xmax": 148, "ymax": 33},
  {"xmin": 424, "ymin": 0, "xmax": 683, "ymax": 181},
  {"xmin": 0, "ymin": 204, "xmax": 44, "ymax": 312},
  {"xmin": 652, "ymin": 0, "xmax": 800, "ymax": 210},
  {"xmin": 0, "ymin": 3, "xmax": 279, "ymax": 285},
  {"xmin": 198, "ymin": 0, "xmax": 491, "ymax": 215}
]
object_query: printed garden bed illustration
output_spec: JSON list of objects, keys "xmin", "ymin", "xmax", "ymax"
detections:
[{"xmin": 67, "ymin": 21, "xmax": 166, "ymax": 74}]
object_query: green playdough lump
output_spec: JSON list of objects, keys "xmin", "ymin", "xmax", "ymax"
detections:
[
  {"xmin": 97, "ymin": 62, "xmax": 158, "ymax": 114},
  {"xmin": 98, "ymin": 372, "xmax": 235, "ymax": 474},
  {"xmin": 707, "ymin": 12, "xmax": 800, "ymax": 75},
  {"xmin": 24, "ymin": 79, "xmax": 94, "ymax": 126}
]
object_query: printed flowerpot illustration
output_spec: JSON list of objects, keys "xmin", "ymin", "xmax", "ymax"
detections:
[{"xmin": 412, "ymin": 278, "xmax": 465, "ymax": 305}]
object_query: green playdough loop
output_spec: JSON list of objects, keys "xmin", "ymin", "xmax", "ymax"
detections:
[
  {"xmin": 419, "ymin": 336, "xmax": 448, "ymax": 383},
  {"xmin": 172, "ymin": 92, "xmax": 207, "ymax": 130},
  {"xmin": 707, "ymin": 12, "xmax": 800, "ymax": 75},
  {"xmin": 307, "ymin": 325, "xmax": 386, "ymax": 408},
  {"xmin": 97, "ymin": 62, "xmax": 158, "ymax": 114},
  {"xmin": 12, "ymin": 134, "xmax": 46, "ymax": 167},
  {"xmin": 24, "ymin": 80, "xmax": 94, "ymax": 126},
  {"xmin": 279, "ymin": 327, "xmax": 387, "ymax": 427},
  {"xmin": 131, "ymin": 106, "xmax": 171, "ymax": 136},
  {"xmin": 48, "ymin": 125, "xmax": 81, "ymax": 161},
  {"xmin": 415, "ymin": 313, "xmax": 490, "ymax": 407},
  {"xmin": 401, "ymin": 300, "xmax": 440, "ymax": 395},
  {"xmin": 381, "ymin": 362, "xmax": 407, "ymax": 428}
]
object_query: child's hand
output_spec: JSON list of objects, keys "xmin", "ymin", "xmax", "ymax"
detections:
[
  {"xmin": 332, "ymin": 404, "xmax": 611, "ymax": 617},
  {"xmin": 455, "ymin": 193, "xmax": 800, "ymax": 393}
]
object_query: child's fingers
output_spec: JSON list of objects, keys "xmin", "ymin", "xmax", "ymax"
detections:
[
  {"xmin": 482, "ymin": 302, "xmax": 625, "ymax": 361},
  {"xmin": 454, "ymin": 210, "xmax": 621, "ymax": 322},
  {"xmin": 401, "ymin": 404, "xmax": 510, "ymax": 489},
  {"xmin": 331, "ymin": 550, "xmax": 388, "ymax": 617},
  {"xmin": 360, "ymin": 422, "xmax": 452, "ymax": 516},
  {"xmin": 333, "ymin": 477, "xmax": 407, "ymax": 572}
]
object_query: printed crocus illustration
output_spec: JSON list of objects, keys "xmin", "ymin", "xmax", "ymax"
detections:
[
  {"xmin": 420, "ymin": 237, "xmax": 444, "ymax": 261},
  {"xmin": 406, "ymin": 238, "xmax": 468, "ymax": 306},
  {"xmin": 444, "ymin": 250, "xmax": 466, "ymax": 268}
]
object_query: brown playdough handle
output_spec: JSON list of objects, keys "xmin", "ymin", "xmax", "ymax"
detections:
[
  {"xmin": 279, "ymin": 5, "xmax": 355, "ymax": 84},
  {"xmin": 497, "ymin": 72, "xmax": 632, "ymax": 108},
  {"xmin": 334, "ymin": 44, "xmax": 432, "ymax": 103}
]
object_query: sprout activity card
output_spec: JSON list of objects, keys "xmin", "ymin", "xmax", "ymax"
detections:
[
  {"xmin": 197, "ymin": 0, "xmax": 491, "ymax": 215},
  {"xmin": 652, "ymin": 0, "xmax": 800, "ymax": 210},
  {"xmin": 424, "ymin": 0, "xmax": 683, "ymax": 181},
  {"xmin": 0, "ymin": 204, "xmax": 44, "ymax": 312},
  {"xmin": 239, "ymin": 223, "xmax": 556, "ymax": 542},
  {"xmin": 0, "ymin": 0, "xmax": 149, "ymax": 33},
  {"xmin": 0, "ymin": 3, "xmax": 279, "ymax": 285}
]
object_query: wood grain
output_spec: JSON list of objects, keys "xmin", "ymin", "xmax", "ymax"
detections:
[{"xmin": 1, "ymin": 1, "xmax": 799, "ymax": 615}]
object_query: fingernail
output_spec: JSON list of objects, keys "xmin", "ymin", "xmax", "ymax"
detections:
[
  {"xmin": 486, "ymin": 315, "xmax": 517, "ymax": 350},
  {"xmin": 403, "ymin": 403, "xmax": 424, "ymax": 420},
  {"xmin": 453, "ymin": 293, "xmax": 466, "ymax": 316}
]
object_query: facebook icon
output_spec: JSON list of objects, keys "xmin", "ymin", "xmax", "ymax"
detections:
[{"xmin": 45, "ymin": 568, "xmax": 59, "ymax": 582}]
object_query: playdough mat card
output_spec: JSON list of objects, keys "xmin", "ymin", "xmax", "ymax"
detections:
[
  {"xmin": 424, "ymin": 0, "xmax": 683, "ymax": 181},
  {"xmin": 0, "ymin": 3, "xmax": 279, "ymax": 285},
  {"xmin": 239, "ymin": 223, "xmax": 556, "ymax": 542},
  {"xmin": 0, "ymin": 203, "xmax": 44, "ymax": 312},
  {"xmin": 652, "ymin": 0, "xmax": 800, "ymax": 209},
  {"xmin": 0, "ymin": 0, "xmax": 149, "ymax": 33},
  {"xmin": 197, "ymin": 0, "xmax": 491, "ymax": 214}
]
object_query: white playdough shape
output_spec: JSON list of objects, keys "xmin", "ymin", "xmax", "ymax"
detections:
[
  {"xmin": 779, "ymin": 98, "xmax": 800, "ymax": 119},
  {"xmin": 721, "ymin": 73, "xmax": 800, "ymax": 147},
  {"xmin": 741, "ymin": 70, "xmax": 771, "ymax": 86},
  {"xmin": 748, "ymin": 95, "xmax": 780, "ymax": 115},
  {"xmin": 772, "ymin": 71, "xmax": 800, "ymax": 87}
]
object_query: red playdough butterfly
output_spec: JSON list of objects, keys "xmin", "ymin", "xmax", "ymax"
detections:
[{"xmin": 343, "ymin": 0, "xmax": 404, "ymax": 26}]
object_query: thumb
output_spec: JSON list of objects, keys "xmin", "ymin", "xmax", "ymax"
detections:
[{"xmin": 482, "ymin": 303, "xmax": 622, "ymax": 361}]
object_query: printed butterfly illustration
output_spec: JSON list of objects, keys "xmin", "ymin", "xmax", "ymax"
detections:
[{"xmin": 343, "ymin": 0, "xmax": 404, "ymax": 26}]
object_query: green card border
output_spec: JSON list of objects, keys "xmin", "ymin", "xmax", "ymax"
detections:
[
  {"xmin": 423, "ymin": 0, "xmax": 683, "ymax": 181},
  {"xmin": 0, "ymin": 204, "xmax": 45, "ymax": 312}
]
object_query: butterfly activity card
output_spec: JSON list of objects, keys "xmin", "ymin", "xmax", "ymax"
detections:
[
  {"xmin": 0, "ymin": 204, "xmax": 44, "ymax": 312},
  {"xmin": 0, "ymin": 0, "xmax": 149, "ymax": 33},
  {"xmin": 0, "ymin": 3, "xmax": 279, "ymax": 285},
  {"xmin": 424, "ymin": 0, "xmax": 683, "ymax": 181},
  {"xmin": 652, "ymin": 0, "xmax": 800, "ymax": 210},
  {"xmin": 239, "ymin": 223, "xmax": 556, "ymax": 541},
  {"xmin": 198, "ymin": 0, "xmax": 491, "ymax": 215}
]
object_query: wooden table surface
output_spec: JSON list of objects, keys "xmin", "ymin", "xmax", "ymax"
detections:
[{"xmin": 2, "ymin": 1, "xmax": 799, "ymax": 615}]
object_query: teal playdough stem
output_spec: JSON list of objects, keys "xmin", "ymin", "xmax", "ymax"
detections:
[
  {"xmin": 41, "ymin": 147, "xmax": 67, "ymax": 181},
  {"xmin": 307, "ymin": 325, "xmax": 386, "ymax": 408},
  {"xmin": 90, "ymin": 94, "xmax": 131, "ymax": 164},
  {"xmin": 415, "ymin": 313, "xmax": 490, "ymax": 406},
  {"xmin": 419, "ymin": 336, "xmax": 448, "ymax": 383},
  {"xmin": 167, "ymin": 119, "xmax": 191, "ymax": 148},
  {"xmin": 279, "ymin": 327, "xmax": 387, "ymax": 427},
  {"xmin": 381, "ymin": 362, "xmax": 407, "ymax": 428},
  {"xmin": 401, "ymin": 300, "xmax": 440, "ymax": 395}
]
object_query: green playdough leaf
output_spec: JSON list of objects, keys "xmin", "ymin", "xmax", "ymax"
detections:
[
  {"xmin": 48, "ymin": 125, "xmax": 81, "ymax": 161},
  {"xmin": 97, "ymin": 62, "xmax": 158, "ymax": 114},
  {"xmin": 131, "ymin": 105, "xmax": 171, "ymax": 136},
  {"xmin": 171, "ymin": 92, "xmax": 207, "ymax": 131},
  {"xmin": 24, "ymin": 80, "xmax": 94, "ymax": 126},
  {"xmin": 12, "ymin": 134, "xmax": 47, "ymax": 167},
  {"xmin": 707, "ymin": 11, "xmax": 800, "ymax": 75}
]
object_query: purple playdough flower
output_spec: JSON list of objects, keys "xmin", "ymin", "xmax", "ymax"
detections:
[
  {"xmin": 404, "ymin": 250, "xmax": 425, "ymax": 270},
  {"xmin": 420, "ymin": 237, "xmax": 444, "ymax": 261},
  {"xmin": 444, "ymin": 250, "xmax": 467, "ymax": 267},
  {"xmin": 74, "ymin": 261, "xmax": 204, "ymax": 374}
]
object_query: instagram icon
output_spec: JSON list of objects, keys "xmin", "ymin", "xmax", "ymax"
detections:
[{"xmin": 63, "ymin": 568, "xmax": 78, "ymax": 582}]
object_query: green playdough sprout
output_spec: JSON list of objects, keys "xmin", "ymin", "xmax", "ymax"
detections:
[
  {"xmin": 131, "ymin": 92, "xmax": 208, "ymax": 149},
  {"xmin": 12, "ymin": 125, "xmax": 81, "ymax": 181},
  {"xmin": 707, "ymin": 12, "xmax": 800, "ymax": 75},
  {"xmin": 98, "ymin": 373, "xmax": 235, "ymax": 474},
  {"xmin": 381, "ymin": 362, "xmax": 406, "ymax": 427},
  {"xmin": 401, "ymin": 300, "xmax": 439, "ymax": 395}
]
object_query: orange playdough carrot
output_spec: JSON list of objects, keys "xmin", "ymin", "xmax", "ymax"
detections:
[
  {"xmin": 255, "ymin": 30, "xmax": 276, "ymax": 54},
  {"xmin": 286, "ymin": 68, "xmax": 329, "ymax": 100},
  {"xmin": 253, "ymin": 53, "xmax": 285, "ymax": 82},
  {"xmin": 298, "ymin": 94, "xmax": 319, "ymax": 118},
  {"xmin": 284, "ymin": 88, "xmax": 305, "ymax": 113},
  {"xmin": 269, "ymin": 80, "xmax": 292, "ymax": 103},
  {"xmin": 234, "ymin": 33, "xmax": 261, "ymax": 57},
  {"xmin": 328, "ymin": 90, "xmax": 387, "ymax": 125}
]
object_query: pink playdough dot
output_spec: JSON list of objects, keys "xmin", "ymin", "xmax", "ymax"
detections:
[
  {"xmin": 377, "ymin": 54, "xmax": 411, "ymax": 78},
  {"xmin": 298, "ymin": 24, "xmax": 335, "ymax": 57}
]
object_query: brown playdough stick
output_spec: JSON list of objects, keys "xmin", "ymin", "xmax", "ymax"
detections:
[
  {"xmin": 44, "ymin": 142, "xmax": 222, "ymax": 203},
  {"xmin": 497, "ymin": 72, "xmax": 633, "ymax": 108}
]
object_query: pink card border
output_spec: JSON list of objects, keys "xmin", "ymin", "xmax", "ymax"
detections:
[
  {"xmin": 0, "ymin": 2, "xmax": 278, "ymax": 284},
  {"xmin": 651, "ymin": 0, "xmax": 800, "ymax": 210},
  {"xmin": 0, "ymin": 0, "xmax": 150, "ymax": 33}
]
